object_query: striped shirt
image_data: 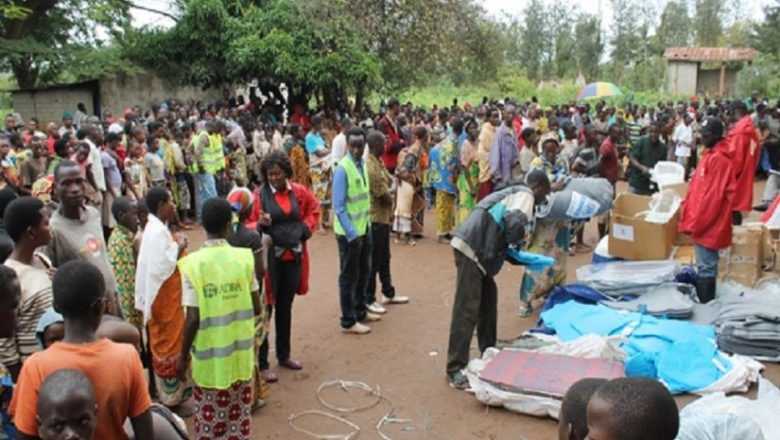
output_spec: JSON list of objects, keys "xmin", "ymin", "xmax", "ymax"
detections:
[{"xmin": 0, "ymin": 257, "xmax": 53, "ymax": 366}]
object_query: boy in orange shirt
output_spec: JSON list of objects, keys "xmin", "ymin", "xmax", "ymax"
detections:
[{"xmin": 10, "ymin": 260, "xmax": 152, "ymax": 440}]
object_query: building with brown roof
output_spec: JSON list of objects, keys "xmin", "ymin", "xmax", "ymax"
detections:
[{"xmin": 663, "ymin": 47, "xmax": 758, "ymax": 97}]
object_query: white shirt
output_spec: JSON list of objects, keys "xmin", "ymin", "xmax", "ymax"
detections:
[
  {"xmin": 272, "ymin": 130, "xmax": 283, "ymax": 151},
  {"xmin": 85, "ymin": 138, "xmax": 106, "ymax": 191},
  {"xmin": 135, "ymin": 214, "xmax": 180, "ymax": 323},
  {"xmin": 673, "ymin": 123, "xmax": 693, "ymax": 157},
  {"xmin": 673, "ymin": 123, "xmax": 693, "ymax": 146},
  {"xmin": 331, "ymin": 132, "xmax": 348, "ymax": 163}
]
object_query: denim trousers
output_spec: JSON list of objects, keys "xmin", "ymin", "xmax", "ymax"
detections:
[
  {"xmin": 695, "ymin": 244, "xmax": 720, "ymax": 278},
  {"xmin": 194, "ymin": 173, "xmax": 217, "ymax": 221}
]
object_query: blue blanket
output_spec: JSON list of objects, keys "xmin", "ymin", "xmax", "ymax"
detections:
[{"xmin": 540, "ymin": 301, "xmax": 731, "ymax": 393}]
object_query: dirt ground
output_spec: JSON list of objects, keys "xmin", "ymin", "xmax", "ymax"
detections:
[{"xmin": 185, "ymin": 184, "xmax": 780, "ymax": 440}]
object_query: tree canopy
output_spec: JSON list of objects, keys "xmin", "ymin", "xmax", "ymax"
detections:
[{"xmin": 4, "ymin": 0, "xmax": 780, "ymax": 102}]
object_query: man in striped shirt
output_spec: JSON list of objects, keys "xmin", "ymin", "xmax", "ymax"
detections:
[{"xmin": 0, "ymin": 196, "xmax": 53, "ymax": 380}]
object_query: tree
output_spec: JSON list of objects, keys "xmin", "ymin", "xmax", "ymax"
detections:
[
  {"xmin": 573, "ymin": 14, "xmax": 603, "ymax": 82},
  {"xmin": 750, "ymin": 1, "xmax": 780, "ymax": 56},
  {"xmin": 654, "ymin": 0, "xmax": 691, "ymax": 52},
  {"xmin": 694, "ymin": 0, "xmax": 725, "ymax": 46},
  {"xmin": 0, "ymin": 1, "xmax": 152, "ymax": 89},
  {"xmin": 610, "ymin": 0, "xmax": 642, "ymax": 81},
  {"xmin": 519, "ymin": 0, "xmax": 547, "ymax": 81},
  {"xmin": 126, "ymin": 0, "xmax": 380, "ymax": 112},
  {"xmin": 545, "ymin": 3, "xmax": 577, "ymax": 79}
]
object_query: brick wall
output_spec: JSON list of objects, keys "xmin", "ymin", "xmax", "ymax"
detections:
[
  {"xmin": 11, "ymin": 88, "xmax": 95, "ymax": 126},
  {"xmin": 11, "ymin": 72, "xmax": 222, "ymax": 125},
  {"xmin": 99, "ymin": 72, "xmax": 222, "ymax": 117}
]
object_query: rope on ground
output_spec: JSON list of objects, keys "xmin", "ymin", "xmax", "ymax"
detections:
[
  {"xmin": 289, "ymin": 380, "xmax": 414, "ymax": 440},
  {"xmin": 316, "ymin": 380, "xmax": 383, "ymax": 413},
  {"xmin": 288, "ymin": 410, "xmax": 360, "ymax": 440},
  {"xmin": 376, "ymin": 409, "xmax": 413, "ymax": 440}
]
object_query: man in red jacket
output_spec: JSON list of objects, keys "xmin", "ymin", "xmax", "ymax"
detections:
[
  {"xmin": 726, "ymin": 101, "xmax": 760, "ymax": 225},
  {"xmin": 377, "ymin": 98, "xmax": 406, "ymax": 174},
  {"xmin": 679, "ymin": 118, "xmax": 735, "ymax": 303}
]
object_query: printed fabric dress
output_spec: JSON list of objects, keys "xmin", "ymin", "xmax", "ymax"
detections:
[
  {"xmin": 285, "ymin": 139, "xmax": 312, "ymax": 188},
  {"xmin": 107, "ymin": 224, "xmax": 143, "ymax": 328}
]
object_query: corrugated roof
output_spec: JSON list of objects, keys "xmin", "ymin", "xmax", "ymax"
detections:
[{"xmin": 663, "ymin": 47, "xmax": 758, "ymax": 62}]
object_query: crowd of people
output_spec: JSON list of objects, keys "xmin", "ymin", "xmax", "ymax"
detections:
[{"xmin": 0, "ymin": 89, "xmax": 777, "ymax": 438}]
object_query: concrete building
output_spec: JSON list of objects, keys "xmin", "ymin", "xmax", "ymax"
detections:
[
  {"xmin": 663, "ymin": 47, "xmax": 758, "ymax": 97},
  {"xmin": 10, "ymin": 72, "xmax": 221, "ymax": 125}
]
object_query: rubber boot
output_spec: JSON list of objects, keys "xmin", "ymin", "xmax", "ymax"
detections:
[
  {"xmin": 696, "ymin": 277, "xmax": 717, "ymax": 304},
  {"xmin": 732, "ymin": 211, "xmax": 743, "ymax": 226}
]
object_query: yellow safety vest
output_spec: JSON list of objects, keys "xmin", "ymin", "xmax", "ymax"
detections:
[
  {"xmin": 197, "ymin": 131, "xmax": 225, "ymax": 174},
  {"xmin": 178, "ymin": 244, "xmax": 255, "ymax": 389},
  {"xmin": 333, "ymin": 155, "xmax": 371, "ymax": 236}
]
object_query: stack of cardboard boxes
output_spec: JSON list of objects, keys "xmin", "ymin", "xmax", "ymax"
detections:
[{"xmin": 606, "ymin": 184, "xmax": 777, "ymax": 288}]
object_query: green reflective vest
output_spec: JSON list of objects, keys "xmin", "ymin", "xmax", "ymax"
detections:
[
  {"xmin": 178, "ymin": 244, "xmax": 255, "ymax": 389},
  {"xmin": 198, "ymin": 131, "xmax": 225, "ymax": 174},
  {"xmin": 333, "ymin": 154, "xmax": 370, "ymax": 237}
]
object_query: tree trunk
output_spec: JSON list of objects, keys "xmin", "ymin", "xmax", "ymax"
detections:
[
  {"xmin": 354, "ymin": 81, "xmax": 368, "ymax": 117},
  {"xmin": 11, "ymin": 58, "xmax": 38, "ymax": 89}
]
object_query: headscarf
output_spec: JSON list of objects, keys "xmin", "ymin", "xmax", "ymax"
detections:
[
  {"xmin": 227, "ymin": 187, "xmax": 253, "ymax": 213},
  {"xmin": 36, "ymin": 308, "xmax": 63, "ymax": 349}
]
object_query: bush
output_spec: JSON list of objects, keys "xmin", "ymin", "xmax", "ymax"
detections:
[
  {"xmin": 379, "ymin": 69, "xmax": 688, "ymax": 110},
  {"xmin": 736, "ymin": 54, "xmax": 780, "ymax": 99}
]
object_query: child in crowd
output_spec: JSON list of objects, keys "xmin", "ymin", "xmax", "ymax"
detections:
[
  {"xmin": 145, "ymin": 137, "xmax": 166, "ymax": 188},
  {"xmin": 0, "ymin": 265, "xmax": 20, "ymax": 436},
  {"xmin": 36, "ymin": 369, "xmax": 97, "ymax": 440},
  {"xmin": 107, "ymin": 197, "xmax": 143, "ymax": 328},
  {"xmin": 10, "ymin": 260, "xmax": 153, "ymax": 439},
  {"xmin": 125, "ymin": 141, "xmax": 148, "ymax": 201},
  {"xmin": 586, "ymin": 377, "xmax": 679, "ymax": 440},
  {"xmin": 558, "ymin": 378, "xmax": 608, "ymax": 440}
]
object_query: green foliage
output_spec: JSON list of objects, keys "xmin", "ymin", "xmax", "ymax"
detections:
[
  {"xmin": 654, "ymin": 1, "xmax": 691, "ymax": 52},
  {"xmin": 391, "ymin": 70, "xmax": 682, "ymax": 110},
  {"xmin": 0, "ymin": 2, "xmax": 30, "ymax": 19},
  {"xmin": 751, "ymin": 1, "xmax": 780, "ymax": 56},
  {"xmin": 736, "ymin": 54, "xmax": 780, "ymax": 98},
  {"xmin": 694, "ymin": 0, "xmax": 726, "ymax": 46},
  {"xmin": 573, "ymin": 15, "xmax": 603, "ymax": 82},
  {"xmin": 1, "ymin": 0, "xmax": 132, "ymax": 89}
]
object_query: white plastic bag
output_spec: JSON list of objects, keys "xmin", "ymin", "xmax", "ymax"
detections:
[
  {"xmin": 680, "ymin": 377, "xmax": 780, "ymax": 440},
  {"xmin": 465, "ymin": 348, "xmax": 562, "ymax": 419},
  {"xmin": 646, "ymin": 189, "xmax": 682, "ymax": 224},
  {"xmin": 651, "ymin": 161, "xmax": 685, "ymax": 188}
]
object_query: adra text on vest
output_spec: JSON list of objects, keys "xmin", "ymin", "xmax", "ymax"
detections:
[{"xmin": 203, "ymin": 281, "xmax": 243, "ymax": 299}]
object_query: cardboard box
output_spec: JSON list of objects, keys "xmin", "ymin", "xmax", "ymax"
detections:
[
  {"xmin": 609, "ymin": 193, "xmax": 678, "ymax": 261},
  {"xmin": 719, "ymin": 225, "xmax": 764, "ymax": 287},
  {"xmin": 673, "ymin": 245, "xmax": 695, "ymax": 265},
  {"xmin": 666, "ymin": 183, "xmax": 693, "ymax": 246}
]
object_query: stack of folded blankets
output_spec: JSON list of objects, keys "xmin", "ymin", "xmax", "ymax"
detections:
[
  {"xmin": 713, "ymin": 289, "xmax": 780, "ymax": 361},
  {"xmin": 600, "ymin": 283, "xmax": 696, "ymax": 319},
  {"xmin": 576, "ymin": 260, "xmax": 680, "ymax": 297}
]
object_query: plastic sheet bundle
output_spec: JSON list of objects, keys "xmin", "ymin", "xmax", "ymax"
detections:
[
  {"xmin": 540, "ymin": 301, "xmax": 732, "ymax": 394},
  {"xmin": 575, "ymin": 260, "xmax": 681, "ymax": 297},
  {"xmin": 536, "ymin": 177, "xmax": 614, "ymax": 220}
]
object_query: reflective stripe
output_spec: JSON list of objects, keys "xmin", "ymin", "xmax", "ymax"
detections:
[
  {"xmin": 192, "ymin": 336, "xmax": 254, "ymax": 361},
  {"xmin": 348, "ymin": 211, "xmax": 369, "ymax": 222},
  {"xmin": 198, "ymin": 308, "xmax": 255, "ymax": 330},
  {"xmin": 346, "ymin": 193, "xmax": 369, "ymax": 204}
]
